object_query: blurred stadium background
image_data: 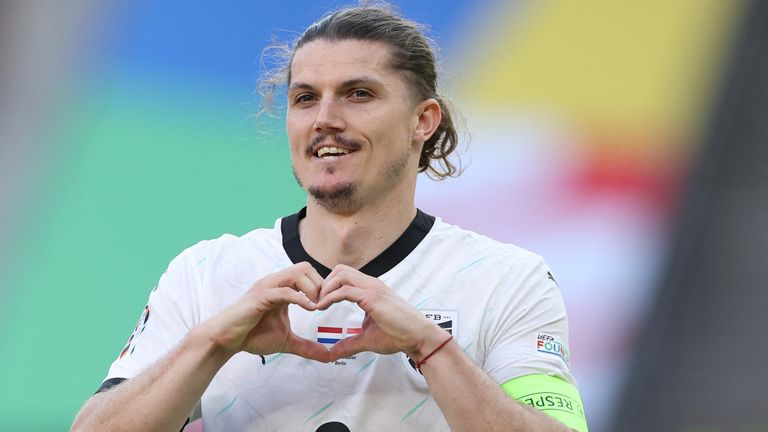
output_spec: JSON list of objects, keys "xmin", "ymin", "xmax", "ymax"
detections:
[{"xmin": 1, "ymin": 0, "xmax": 764, "ymax": 430}]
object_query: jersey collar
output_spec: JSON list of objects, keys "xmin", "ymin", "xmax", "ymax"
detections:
[{"xmin": 281, "ymin": 207, "xmax": 436, "ymax": 278}]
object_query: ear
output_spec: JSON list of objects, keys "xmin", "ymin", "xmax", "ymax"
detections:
[{"xmin": 411, "ymin": 98, "xmax": 442, "ymax": 145}]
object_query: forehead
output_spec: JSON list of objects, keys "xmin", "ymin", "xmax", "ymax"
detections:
[{"xmin": 289, "ymin": 39, "xmax": 401, "ymax": 86}]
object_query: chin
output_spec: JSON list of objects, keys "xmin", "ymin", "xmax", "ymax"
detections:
[{"xmin": 307, "ymin": 182, "xmax": 361, "ymax": 213}]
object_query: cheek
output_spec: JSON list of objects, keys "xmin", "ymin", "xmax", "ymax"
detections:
[
  {"xmin": 286, "ymin": 107, "xmax": 309, "ymax": 131},
  {"xmin": 286, "ymin": 118, "xmax": 304, "ymax": 152}
]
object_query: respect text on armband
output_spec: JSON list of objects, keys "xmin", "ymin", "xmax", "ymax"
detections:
[{"xmin": 519, "ymin": 392, "xmax": 585, "ymax": 419}]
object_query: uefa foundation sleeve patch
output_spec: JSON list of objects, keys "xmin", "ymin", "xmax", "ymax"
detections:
[
  {"xmin": 536, "ymin": 333, "xmax": 570, "ymax": 366},
  {"xmin": 501, "ymin": 374, "xmax": 588, "ymax": 432}
]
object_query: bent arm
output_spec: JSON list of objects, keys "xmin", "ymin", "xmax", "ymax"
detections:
[
  {"xmin": 72, "ymin": 262, "xmax": 327, "ymax": 432},
  {"xmin": 415, "ymin": 324, "xmax": 575, "ymax": 432},
  {"xmin": 319, "ymin": 263, "xmax": 585, "ymax": 432},
  {"xmin": 71, "ymin": 327, "xmax": 232, "ymax": 432}
]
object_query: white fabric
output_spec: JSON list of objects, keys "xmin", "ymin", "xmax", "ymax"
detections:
[{"xmin": 104, "ymin": 215, "xmax": 575, "ymax": 431}]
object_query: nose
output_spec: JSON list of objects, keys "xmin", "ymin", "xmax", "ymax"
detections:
[{"xmin": 313, "ymin": 98, "xmax": 345, "ymax": 133}]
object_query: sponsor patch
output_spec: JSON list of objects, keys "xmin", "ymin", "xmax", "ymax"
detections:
[
  {"xmin": 536, "ymin": 333, "xmax": 570, "ymax": 366},
  {"xmin": 118, "ymin": 305, "xmax": 150, "ymax": 360}
]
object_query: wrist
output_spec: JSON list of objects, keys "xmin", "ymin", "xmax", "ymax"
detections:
[
  {"xmin": 409, "ymin": 322, "xmax": 452, "ymax": 364},
  {"xmin": 188, "ymin": 325, "xmax": 238, "ymax": 364}
]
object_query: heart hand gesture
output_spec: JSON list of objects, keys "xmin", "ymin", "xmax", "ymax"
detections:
[
  {"xmin": 316, "ymin": 265, "xmax": 441, "ymax": 363},
  {"xmin": 203, "ymin": 262, "xmax": 330, "ymax": 362}
]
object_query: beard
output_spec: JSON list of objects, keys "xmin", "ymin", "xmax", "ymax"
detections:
[
  {"xmin": 308, "ymin": 181, "xmax": 360, "ymax": 213},
  {"xmin": 292, "ymin": 136, "xmax": 413, "ymax": 214},
  {"xmin": 292, "ymin": 168, "xmax": 361, "ymax": 213}
]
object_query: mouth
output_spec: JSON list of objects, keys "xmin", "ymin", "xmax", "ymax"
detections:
[
  {"xmin": 308, "ymin": 135, "xmax": 362, "ymax": 160},
  {"xmin": 315, "ymin": 146, "xmax": 355, "ymax": 159}
]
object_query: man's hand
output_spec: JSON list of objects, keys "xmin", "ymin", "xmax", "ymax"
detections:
[
  {"xmin": 202, "ymin": 262, "xmax": 330, "ymax": 362},
  {"xmin": 316, "ymin": 264, "xmax": 440, "ymax": 362}
]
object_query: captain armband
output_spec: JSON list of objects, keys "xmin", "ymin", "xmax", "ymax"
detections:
[{"xmin": 501, "ymin": 374, "xmax": 588, "ymax": 432}]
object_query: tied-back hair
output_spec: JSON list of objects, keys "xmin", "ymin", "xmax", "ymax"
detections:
[{"xmin": 259, "ymin": 1, "xmax": 463, "ymax": 180}]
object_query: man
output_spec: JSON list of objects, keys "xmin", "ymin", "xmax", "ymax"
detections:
[{"xmin": 72, "ymin": 4, "xmax": 587, "ymax": 432}]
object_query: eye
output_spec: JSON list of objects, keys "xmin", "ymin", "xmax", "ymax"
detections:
[
  {"xmin": 293, "ymin": 93, "xmax": 316, "ymax": 105},
  {"xmin": 350, "ymin": 89, "xmax": 373, "ymax": 100}
]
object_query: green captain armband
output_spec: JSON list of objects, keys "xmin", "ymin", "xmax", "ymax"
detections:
[{"xmin": 501, "ymin": 374, "xmax": 588, "ymax": 432}]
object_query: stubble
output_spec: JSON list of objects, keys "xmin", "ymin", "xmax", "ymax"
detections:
[{"xmin": 293, "ymin": 138, "xmax": 413, "ymax": 214}]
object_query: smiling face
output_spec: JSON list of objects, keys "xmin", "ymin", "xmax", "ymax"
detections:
[{"xmin": 286, "ymin": 39, "xmax": 439, "ymax": 214}]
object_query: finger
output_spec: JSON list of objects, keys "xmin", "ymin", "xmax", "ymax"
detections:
[
  {"xmin": 263, "ymin": 287, "xmax": 317, "ymax": 311},
  {"xmin": 334, "ymin": 266, "xmax": 373, "ymax": 288},
  {"xmin": 282, "ymin": 333, "xmax": 330, "ymax": 363},
  {"xmin": 302, "ymin": 263, "xmax": 325, "ymax": 289},
  {"xmin": 318, "ymin": 276, "xmax": 345, "ymax": 302},
  {"xmin": 323, "ymin": 263, "xmax": 350, "ymax": 280},
  {"xmin": 292, "ymin": 261, "xmax": 324, "ymax": 292},
  {"xmin": 328, "ymin": 335, "xmax": 367, "ymax": 360},
  {"xmin": 318, "ymin": 265, "xmax": 344, "ymax": 300},
  {"xmin": 268, "ymin": 262, "xmax": 317, "ymax": 289},
  {"xmin": 316, "ymin": 284, "xmax": 366, "ymax": 310},
  {"xmin": 292, "ymin": 273, "xmax": 320, "ymax": 303},
  {"xmin": 319, "ymin": 265, "xmax": 369, "ymax": 300}
]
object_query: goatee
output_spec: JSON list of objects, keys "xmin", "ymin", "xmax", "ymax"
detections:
[
  {"xmin": 293, "ymin": 169, "xmax": 360, "ymax": 213},
  {"xmin": 307, "ymin": 182, "xmax": 360, "ymax": 213}
]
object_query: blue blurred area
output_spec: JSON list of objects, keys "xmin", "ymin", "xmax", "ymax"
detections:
[{"xmin": 100, "ymin": 1, "xmax": 477, "ymax": 91}]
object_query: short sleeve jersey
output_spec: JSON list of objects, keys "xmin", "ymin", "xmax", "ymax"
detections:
[{"xmin": 104, "ymin": 209, "xmax": 577, "ymax": 431}]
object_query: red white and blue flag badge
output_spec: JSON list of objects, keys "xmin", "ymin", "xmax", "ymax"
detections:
[{"xmin": 316, "ymin": 326, "xmax": 362, "ymax": 345}]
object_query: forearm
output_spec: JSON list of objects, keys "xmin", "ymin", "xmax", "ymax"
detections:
[
  {"xmin": 417, "ymin": 327, "xmax": 571, "ymax": 432},
  {"xmin": 71, "ymin": 326, "xmax": 233, "ymax": 432}
]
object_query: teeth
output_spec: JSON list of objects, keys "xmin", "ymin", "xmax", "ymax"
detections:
[{"xmin": 317, "ymin": 146, "xmax": 351, "ymax": 158}]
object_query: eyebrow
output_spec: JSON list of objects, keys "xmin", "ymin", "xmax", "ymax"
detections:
[
  {"xmin": 288, "ymin": 76, "xmax": 386, "ymax": 92},
  {"xmin": 287, "ymin": 82, "xmax": 315, "ymax": 92}
]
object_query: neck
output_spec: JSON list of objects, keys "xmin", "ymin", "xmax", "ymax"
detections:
[{"xmin": 299, "ymin": 193, "xmax": 417, "ymax": 270}]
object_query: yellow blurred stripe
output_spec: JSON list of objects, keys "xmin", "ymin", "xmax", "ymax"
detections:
[{"xmin": 459, "ymin": 0, "xmax": 746, "ymax": 140}]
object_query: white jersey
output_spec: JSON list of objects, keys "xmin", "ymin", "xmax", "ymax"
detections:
[{"xmin": 104, "ymin": 209, "xmax": 575, "ymax": 432}]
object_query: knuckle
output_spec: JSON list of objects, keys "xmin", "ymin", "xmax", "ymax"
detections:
[
  {"xmin": 333, "ymin": 263, "xmax": 350, "ymax": 272},
  {"xmin": 248, "ymin": 278, "xmax": 269, "ymax": 293},
  {"xmin": 243, "ymin": 293, "xmax": 266, "ymax": 310},
  {"xmin": 368, "ymin": 290, "xmax": 381, "ymax": 303}
]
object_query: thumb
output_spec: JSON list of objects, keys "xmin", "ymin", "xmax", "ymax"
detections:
[
  {"xmin": 282, "ymin": 332, "xmax": 331, "ymax": 363},
  {"xmin": 328, "ymin": 335, "xmax": 367, "ymax": 361}
]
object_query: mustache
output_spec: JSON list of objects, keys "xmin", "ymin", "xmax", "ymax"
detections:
[{"xmin": 306, "ymin": 134, "xmax": 363, "ymax": 156}]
